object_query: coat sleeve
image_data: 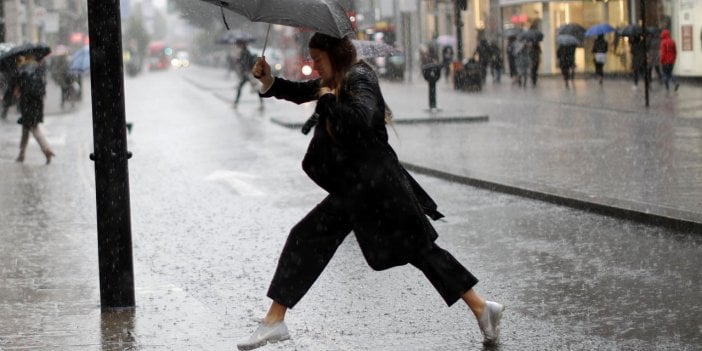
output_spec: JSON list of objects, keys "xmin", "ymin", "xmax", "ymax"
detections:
[
  {"xmin": 314, "ymin": 66, "xmax": 380, "ymax": 146},
  {"xmin": 260, "ymin": 77, "xmax": 321, "ymax": 105}
]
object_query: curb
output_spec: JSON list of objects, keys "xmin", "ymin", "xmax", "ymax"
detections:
[{"xmin": 402, "ymin": 162, "xmax": 702, "ymax": 233}]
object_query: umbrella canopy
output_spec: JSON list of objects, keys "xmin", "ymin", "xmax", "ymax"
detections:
[
  {"xmin": 0, "ymin": 42, "xmax": 51, "ymax": 69},
  {"xmin": 518, "ymin": 29, "xmax": 544, "ymax": 42},
  {"xmin": 69, "ymin": 45, "xmax": 90, "ymax": 74},
  {"xmin": 585, "ymin": 23, "xmax": 615, "ymax": 37},
  {"xmin": 217, "ymin": 30, "xmax": 255, "ymax": 45},
  {"xmin": 201, "ymin": 0, "xmax": 354, "ymax": 39},
  {"xmin": 617, "ymin": 24, "xmax": 644, "ymax": 37},
  {"xmin": 556, "ymin": 34, "xmax": 581, "ymax": 46},
  {"xmin": 352, "ymin": 40, "xmax": 401, "ymax": 59},
  {"xmin": 557, "ymin": 23, "xmax": 586, "ymax": 41},
  {"xmin": 503, "ymin": 27, "xmax": 523, "ymax": 38},
  {"xmin": 646, "ymin": 26, "xmax": 661, "ymax": 38}
]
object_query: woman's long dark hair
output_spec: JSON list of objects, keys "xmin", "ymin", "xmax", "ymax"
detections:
[
  {"xmin": 308, "ymin": 32, "xmax": 393, "ymax": 125},
  {"xmin": 308, "ymin": 33, "xmax": 357, "ymax": 92}
]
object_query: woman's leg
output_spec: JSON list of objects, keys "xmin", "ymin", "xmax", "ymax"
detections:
[
  {"xmin": 30, "ymin": 126, "xmax": 54, "ymax": 164},
  {"xmin": 265, "ymin": 195, "xmax": 352, "ymax": 316},
  {"xmin": 411, "ymin": 243, "xmax": 503, "ymax": 344},
  {"xmin": 238, "ymin": 196, "xmax": 352, "ymax": 350},
  {"xmin": 410, "ymin": 243, "xmax": 479, "ymax": 307},
  {"xmin": 662, "ymin": 64, "xmax": 672, "ymax": 90},
  {"xmin": 17, "ymin": 127, "xmax": 30, "ymax": 162}
]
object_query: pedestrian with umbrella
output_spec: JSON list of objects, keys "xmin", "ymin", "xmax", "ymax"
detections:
[
  {"xmin": 630, "ymin": 34, "xmax": 647, "ymax": 89},
  {"xmin": 236, "ymin": 32, "xmax": 505, "ymax": 350},
  {"xmin": 519, "ymin": 29, "xmax": 543, "ymax": 86},
  {"xmin": 4, "ymin": 45, "xmax": 55, "ymax": 164},
  {"xmin": 557, "ymin": 42, "xmax": 576, "ymax": 89},
  {"xmin": 647, "ymin": 29, "xmax": 663, "ymax": 84},
  {"xmin": 585, "ymin": 23, "xmax": 615, "ymax": 38},
  {"xmin": 592, "ymin": 35, "xmax": 609, "ymax": 85},
  {"xmin": 506, "ymin": 36, "xmax": 519, "ymax": 83}
]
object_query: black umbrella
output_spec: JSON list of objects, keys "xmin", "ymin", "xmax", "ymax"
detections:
[
  {"xmin": 518, "ymin": 29, "xmax": 544, "ymax": 42},
  {"xmin": 617, "ymin": 24, "xmax": 644, "ymax": 37},
  {"xmin": 0, "ymin": 43, "xmax": 51, "ymax": 69},
  {"xmin": 503, "ymin": 27, "xmax": 523, "ymax": 38},
  {"xmin": 201, "ymin": 0, "xmax": 353, "ymax": 39},
  {"xmin": 557, "ymin": 23, "xmax": 586, "ymax": 41},
  {"xmin": 556, "ymin": 34, "xmax": 581, "ymax": 46},
  {"xmin": 646, "ymin": 26, "xmax": 661, "ymax": 37},
  {"xmin": 201, "ymin": 0, "xmax": 353, "ymax": 57}
]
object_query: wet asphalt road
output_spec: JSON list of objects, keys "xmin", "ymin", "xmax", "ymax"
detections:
[{"xmin": 0, "ymin": 68, "xmax": 700, "ymax": 350}]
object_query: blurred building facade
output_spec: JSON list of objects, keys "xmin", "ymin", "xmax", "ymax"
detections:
[
  {"xmin": 352, "ymin": 0, "xmax": 700, "ymax": 78},
  {"xmin": 1, "ymin": 0, "xmax": 87, "ymax": 47}
]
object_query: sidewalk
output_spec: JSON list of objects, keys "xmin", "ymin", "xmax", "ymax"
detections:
[{"xmin": 185, "ymin": 66, "xmax": 702, "ymax": 231}]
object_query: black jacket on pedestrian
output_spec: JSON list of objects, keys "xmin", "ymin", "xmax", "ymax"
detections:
[
  {"xmin": 261, "ymin": 61, "xmax": 443, "ymax": 270},
  {"xmin": 15, "ymin": 62, "xmax": 46, "ymax": 128}
]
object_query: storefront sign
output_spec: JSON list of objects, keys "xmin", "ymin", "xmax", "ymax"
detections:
[{"xmin": 681, "ymin": 25, "xmax": 693, "ymax": 51}]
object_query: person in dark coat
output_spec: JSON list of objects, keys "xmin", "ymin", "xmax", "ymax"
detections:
[
  {"xmin": 14, "ymin": 54, "xmax": 54, "ymax": 164},
  {"xmin": 630, "ymin": 35, "xmax": 647, "ymax": 88},
  {"xmin": 1, "ymin": 58, "xmax": 21, "ymax": 119},
  {"xmin": 49, "ymin": 52, "xmax": 73, "ymax": 109},
  {"xmin": 473, "ymin": 38, "xmax": 491, "ymax": 82},
  {"xmin": 488, "ymin": 40, "xmax": 503, "ymax": 83},
  {"xmin": 592, "ymin": 35, "xmax": 608, "ymax": 84},
  {"xmin": 237, "ymin": 32, "xmax": 505, "ymax": 351},
  {"xmin": 557, "ymin": 44, "xmax": 576, "ymax": 88},
  {"xmin": 506, "ymin": 36, "xmax": 518, "ymax": 83},
  {"xmin": 233, "ymin": 40, "xmax": 263, "ymax": 109},
  {"xmin": 529, "ymin": 40, "xmax": 542, "ymax": 86},
  {"xmin": 646, "ymin": 32, "xmax": 662, "ymax": 84}
]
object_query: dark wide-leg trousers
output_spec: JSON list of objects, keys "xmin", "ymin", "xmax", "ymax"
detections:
[{"xmin": 267, "ymin": 196, "xmax": 479, "ymax": 309}]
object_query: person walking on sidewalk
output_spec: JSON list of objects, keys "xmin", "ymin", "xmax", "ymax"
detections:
[
  {"xmin": 233, "ymin": 40, "xmax": 263, "ymax": 109},
  {"xmin": 1, "ymin": 56, "xmax": 23, "ymax": 119},
  {"xmin": 647, "ymin": 32, "xmax": 663, "ymax": 84},
  {"xmin": 659, "ymin": 29, "xmax": 679, "ymax": 92},
  {"xmin": 529, "ymin": 40, "xmax": 542, "ymax": 86},
  {"xmin": 506, "ymin": 36, "xmax": 518, "ymax": 84},
  {"xmin": 592, "ymin": 35, "xmax": 608, "ymax": 85},
  {"xmin": 238, "ymin": 32, "xmax": 505, "ymax": 351},
  {"xmin": 14, "ymin": 54, "xmax": 54, "ymax": 164},
  {"xmin": 514, "ymin": 39, "xmax": 532, "ymax": 88},
  {"xmin": 630, "ymin": 35, "xmax": 647, "ymax": 89},
  {"xmin": 557, "ymin": 44, "xmax": 576, "ymax": 89},
  {"xmin": 441, "ymin": 45, "xmax": 454, "ymax": 83},
  {"xmin": 488, "ymin": 40, "xmax": 503, "ymax": 83}
]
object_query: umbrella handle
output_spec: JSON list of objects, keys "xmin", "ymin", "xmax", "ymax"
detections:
[
  {"xmin": 261, "ymin": 24, "xmax": 271, "ymax": 57},
  {"xmin": 254, "ymin": 24, "xmax": 271, "ymax": 79}
]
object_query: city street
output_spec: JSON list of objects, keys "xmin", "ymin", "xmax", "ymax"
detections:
[{"xmin": 0, "ymin": 66, "xmax": 700, "ymax": 350}]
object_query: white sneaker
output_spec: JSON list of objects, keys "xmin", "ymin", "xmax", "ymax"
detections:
[
  {"xmin": 478, "ymin": 301, "xmax": 505, "ymax": 345},
  {"xmin": 237, "ymin": 321, "xmax": 290, "ymax": 350}
]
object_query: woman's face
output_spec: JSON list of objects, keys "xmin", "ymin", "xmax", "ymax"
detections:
[{"xmin": 309, "ymin": 48, "xmax": 333, "ymax": 82}]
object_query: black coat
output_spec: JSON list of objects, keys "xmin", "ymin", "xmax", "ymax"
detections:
[
  {"xmin": 15, "ymin": 62, "xmax": 46, "ymax": 128},
  {"xmin": 262, "ymin": 62, "xmax": 443, "ymax": 270}
]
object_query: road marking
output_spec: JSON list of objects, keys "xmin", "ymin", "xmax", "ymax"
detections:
[{"xmin": 205, "ymin": 170, "xmax": 265, "ymax": 196}]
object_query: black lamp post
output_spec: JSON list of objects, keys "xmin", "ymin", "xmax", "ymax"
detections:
[{"xmin": 87, "ymin": 0, "xmax": 136, "ymax": 309}]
